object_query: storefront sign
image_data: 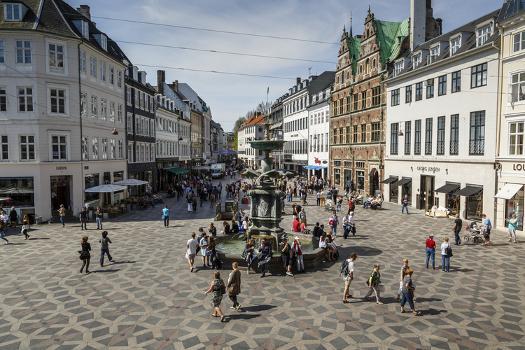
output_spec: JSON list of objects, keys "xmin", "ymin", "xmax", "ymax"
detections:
[
  {"xmin": 513, "ymin": 163, "xmax": 525, "ymax": 171},
  {"xmin": 55, "ymin": 166, "xmax": 67, "ymax": 170},
  {"xmin": 416, "ymin": 166, "xmax": 440, "ymax": 174}
]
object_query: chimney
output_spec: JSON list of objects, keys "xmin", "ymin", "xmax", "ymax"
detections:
[
  {"xmin": 138, "ymin": 71, "xmax": 147, "ymax": 84},
  {"xmin": 296, "ymin": 77, "xmax": 301, "ymax": 86},
  {"xmin": 77, "ymin": 5, "xmax": 91, "ymax": 20},
  {"xmin": 171, "ymin": 80, "xmax": 178, "ymax": 92},
  {"xmin": 410, "ymin": 0, "xmax": 428, "ymax": 51},
  {"xmin": 157, "ymin": 70, "xmax": 165, "ymax": 95}
]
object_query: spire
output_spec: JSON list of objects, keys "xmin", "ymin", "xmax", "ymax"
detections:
[{"xmin": 349, "ymin": 11, "xmax": 353, "ymax": 36}]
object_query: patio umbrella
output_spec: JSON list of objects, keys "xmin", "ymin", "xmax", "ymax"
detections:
[
  {"xmin": 113, "ymin": 179, "xmax": 149, "ymax": 186},
  {"xmin": 85, "ymin": 184, "xmax": 127, "ymax": 193}
]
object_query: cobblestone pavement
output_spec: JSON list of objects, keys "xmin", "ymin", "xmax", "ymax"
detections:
[{"xmin": 1, "ymin": 180, "xmax": 524, "ymax": 349}]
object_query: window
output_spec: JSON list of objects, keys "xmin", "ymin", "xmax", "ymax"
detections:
[
  {"xmin": 451, "ymin": 71, "xmax": 461, "ymax": 93},
  {"xmin": 117, "ymin": 104, "xmax": 123, "ymax": 122},
  {"xmin": 49, "ymin": 88, "xmax": 66, "ymax": 114},
  {"xmin": 4, "ymin": 3, "xmax": 22, "ymax": 21},
  {"xmin": 333, "ymin": 128, "xmax": 337, "ymax": 144},
  {"xmin": 353, "ymin": 125, "xmax": 358, "ymax": 143},
  {"xmin": 425, "ymin": 118, "xmax": 433, "ymax": 155},
  {"xmin": 415, "ymin": 82, "xmax": 423, "ymax": 101},
  {"xmin": 476, "ymin": 23, "xmax": 493, "ymax": 47},
  {"xmin": 19, "ymin": 135, "xmax": 35, "ymax": 160},
  {"xmin": 0, "ymin": 40, "xmax": 4, "ymax": 63},
  {"xmin": 390, "ymin": 123, "xmax": 399, "ymax": 155},
  {"xmin": 509, "ymin": 122, "xmax": 524, "ymax": 155},
  {"xmin": 92, "ymin": 137, "xmax": 99, "ymax": 159},
  {"xmin": 413, "ymin": 52, "xmax": 423, "ymax": 69},
  {"xmin": 436, "ymin": 116, "xmax": 445, "ymax": 155},
  {"xmin": 450, "ymin": 114, "xmax": 459, "ymax": 155},
  {"xmin": 361, "ymin": 92, "xmax": 366, "ymax": 109},
  {"xmin": 438, "ymin": 75, "xmax": 447, "ymax": 96},
  {"xmin": 405, "ymin": 85, "xmax": 412, "ymax": 103},
  {"xmin": 109, "ymin": 101, "xmax": 115, "ymax": 122},
  {"xmin": 80, "ymin": 92, "xmax": 87, "ymax": 117},
  {"xmin": 80, "ymin": 50, "xmax": 86, "ymax": 73},
  {"xmin": 469, "ymin": 111, "xmax": 485, "ymax": 155},
  {"xmin": 16, "ymin": 40, "xmax": 31, "ymax": 64},
  {"xmin": 511, "ymin": 72, "xmax": 525, "ymax": 103},
  {"xmin": 117, "ymin": 70, "xmax": 123, "ymax": 88},
  {"xmin": 404, "ymin": 121, "xmax": 411, "ymax": 155},
  {"xmin": 100, "ymin": 61, "xmax": 106, "ymax": 81},
  {"xmin": 18, "ymin": 87, "xmax": 33, "ymax": 112},
  {"xmin": 109, "ymin": 66, "xmax": 115, "ymax": 85},
  {"xmin": 101, "ymin": 138, "xmax": 108, "ymax": 159},
  {"xmin": 51, "ymin": 135, "xmax": 67, "ymax": 160},
  {"xmin": 471, "ymin": 63, "xmax": 487, "ymax": 88},
  {"xmin": 0, "ymin": 87, "xmax": 6, "ymax": 111},
  {"xmin": 391, "ymin": 89, "xmax": 400, "ymax": 106},
  {"xmin": 450, "ymin": 35, "xmax": 462, "ymax": 55},
  {"xmin": 353, "ymin": 93, "xmax": 358, "ymax": 111},
  {"xmin": 89, "ymin": 57, "xmax": 97, "ymax": 77},
  {"xmin": 81, "ymin": 137, "xmax": 88, "ymax": 160},
  {"xmin": 372, "ymin": 86, "xmax": 381, "ymax": 106},
  {"xmin": 100, "ymin": 98, "xmax": 107, "ymax": 120},
  {"xmin": 514, "ymin": 30, "xmax": 525, "ymax": 52},
  {"xmin": 48, "ymin": 43, "xmax": 64, "ymax": 71},
  {"xmin": 371, "ymin": 122, "xmax": 380, "ymax": 142},
  {"xmin": 429, "ymin": 45, "xmax": 440, "ymax": 63},
  {"xmin": 346, "ymin": 126, "xmax": 351, "ymax": 144},
  {"xmin": 414, "ymin": 119, "xmax": 421, "ymax": 155},
  {"xmin": 426, "ymin": 79, "xmax": 434, "ymax": 98},
  {"xmin": 91, "ymin": 96, "xmax": 98, "ymax": 117},
  {"xmin": 394, "ymin": 60, "xmax": 404, "ymax": 76},
  {"xmin": 361, "ymin": 124, "xmax": 366, "ymax": 143},
  {"xmin": 1, "ymin": 136, "xmax": 8, "ymax": 160}
]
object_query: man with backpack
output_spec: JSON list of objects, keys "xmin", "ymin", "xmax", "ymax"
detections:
[
  {"xmin": 328, "ymin": 212, "xmax": 338, "ymax": 237},
  {"xmin": 340, "ymin": 253, "xmax": 357, "ymax": 303}
]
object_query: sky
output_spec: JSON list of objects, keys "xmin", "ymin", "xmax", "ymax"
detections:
[{"xmin": 68, "ymin": 0, "xmax": 501, "ymax": 131}]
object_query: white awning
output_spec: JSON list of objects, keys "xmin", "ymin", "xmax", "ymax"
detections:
[
  {"xmin": 495, "ymin": 183, "xmax": 523, "ymax": 200},
  {"xmin": 85, "ymin": 184, "xmax": 127, "ymax": 193},
  {"xmin": 113, "ymin": 179, "xmax": 149, "ymax": 186}
]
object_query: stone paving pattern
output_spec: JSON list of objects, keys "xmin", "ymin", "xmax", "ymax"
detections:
[{"xmin": 0, "ymin": 179, "xmax": 524, "ymax": 349}]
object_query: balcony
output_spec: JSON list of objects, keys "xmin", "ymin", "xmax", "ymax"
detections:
[{"xmin": 469, "ymin": 140, "xmax": 484, "ymax": 155}]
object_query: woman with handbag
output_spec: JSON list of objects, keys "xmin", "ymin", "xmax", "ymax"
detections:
[
  {"xmin": 440, "ymin": 237, "xmax": 452, "ymax": 272},
  {"xmin": 79, "ymin": 236, "xmax": 91, "ymax": 274},
  {"xmin": 227, "ymin": 262, "xmax": 242, "ymax": 310},
  {"xmin": 363, "ymin": 264, "xmax": 383, "ymax": 304},
  {"xmin": 204, "ymin": 271, "xmax": 226, "ymax": 322},
  {"xmin": 341, "ymin": 253, "xmax": 357, "ymax": 303}
]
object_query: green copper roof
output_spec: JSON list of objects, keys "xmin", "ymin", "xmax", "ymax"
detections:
[
  {"xmin": 375, "ymin": 19, "xmax": 409, "ymax": 65},
  {"xmin": 346, "ymin": 36, "xmax": 361, "ymax": 75}
]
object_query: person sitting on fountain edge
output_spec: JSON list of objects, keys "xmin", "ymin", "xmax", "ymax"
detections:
[{"xmin": 292, "ymin": 215, "xmax": 301, "ymax": 233}]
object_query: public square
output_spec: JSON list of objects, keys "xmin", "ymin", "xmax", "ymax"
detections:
[{"xmin": 0, "ymin": 182, "xmax": 524, "ymax": 350}]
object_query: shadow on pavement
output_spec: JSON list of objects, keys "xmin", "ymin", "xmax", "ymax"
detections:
[
  {"xmin": 241, "ymin": 304, "xmax": 276, "ymax": 312},
  {"xmin": 28, "ymin": 237, "xmax": 50, "ymax": 240},
  {"xmin": 110, "ymin": 260, "xmax": 136, "ymax": 265},
  {"xmin": 338, "ymin": 246, "xmax": 382, "ymax": 257},
  {"xmin": 91, "ymin": 268, "xmax": 121, "ymax": 273},
  {"xmin": 227, "ymin": 313, "xmax": 260, "ymax": 321},
  {"xmin": 420, "ymin": 308, "xmax": 447, "ymax": 316}
]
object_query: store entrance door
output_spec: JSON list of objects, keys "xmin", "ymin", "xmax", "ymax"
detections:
[
  {"xmin": 50, "ymin": 176, "xmax": 72, "ymax": 215},
  {"xmin": 419, "ymin": 175, "xmax": 435, "ymax": 211}
]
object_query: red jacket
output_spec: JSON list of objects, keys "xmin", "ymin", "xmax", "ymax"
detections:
[
  {"xmin": 426, "ymin": 238, "xmax": 436, "ymax": 249},
  {"xmin": 292, "ymin": 219, "xmax": 301, "ymax": 232}
]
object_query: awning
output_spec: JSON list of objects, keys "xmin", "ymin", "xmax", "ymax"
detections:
[
  {"xmin": 0, "ymin": 197, "xmax": 12, "ymax": 202},
  {"xmin": 396, "ymin": 178, "xmax": 412, "ymax": 186},
  {"xmin": 85, "ymin": 184, "xmax": 127, "ymax": 193},
  {"xmin": 166, "ymin": 167, "xmax": 189, "ymax": 175},
  {"xmin": 456, "ymin": 185, "xmax": 483, "ymax": 197},
  {"xmin": 435, "ymin": 183, "xmax": 460, "ymax": 194},
  {"xmin": 304, "ymin": 165, "xmax": 327, "ymax": 170},
  {"xmin": 382, "ymin": 176, "xmax": 398, "ymax": 184},
  {"xmin": 495, "ymin": 183, "xmax": 523, "ymax": 200},
  {"xmin": 113, "ymin": 179, "xmax": 149, "ymax": 186}
]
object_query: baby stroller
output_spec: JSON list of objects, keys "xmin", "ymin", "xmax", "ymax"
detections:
[
  {"xmin": 463, "ymin": 222, "xmax": 484, "ymax": 244},
  {"xmin": 324, "ymin": 199, "xmax": 335, "ymax": 212}
]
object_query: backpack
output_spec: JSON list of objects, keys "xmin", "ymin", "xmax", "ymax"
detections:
[
  {"xmin": 329, "ymin": 217, "xmax": 334, "ymax": 226},
  {"xmin": 340, "ymin": 260, "xmax": 349, "ymax": 276},
  {"xmin": 446, "ymin": 246, "xmax": 453, "ymax": 257}
]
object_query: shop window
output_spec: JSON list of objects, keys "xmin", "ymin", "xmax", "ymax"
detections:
[
  {"xmin": 0, "ymin": 177, "xmax": 34, "ymax": 207},
  {"xmin": 506, "ymin": 186, "xmax": 524, "ymax": 231},
  {"xmin": 356, "ymin": 170, "xmax": 365, "ymax": 191},
  {"xmin": 465, "ymin": 188, "xmax": 483, "ymax": 221},
  {"xmin": 334, "ymin": 168, "xmax": 341, "ymax": 185}
]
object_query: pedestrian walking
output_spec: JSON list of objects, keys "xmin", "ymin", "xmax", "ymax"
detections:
[
  {"xmin": 440, "ymin": 237, "xmax": 452, "ymax": 272},
  {"xmin": 58, "ymin": 204, "xmax": 66, "ymax": 227},
  {"xmin": 481, "ymin": 213, "xmax": 492, "ymax": 246},
  {"xmin": 400, "ymin": 269, "xmax": 420, "ymax": 316},
  {"xmin": 401, "ymin": 195, "xmax": 409, "ymax": 214},
  {"xmin": 329, "ymin": 212, "xmax": 338, "ymax": 237},
  {"xmin": 507, "ymin": 213, "xmax": 519, "ymax": 243},
  {"xmin": 162, "ymin": 205, "xmax": 170, "ymax": 227},
  {"xmin": 209, "ymin": 223, "xmax": 217, "ymax": 237},
  {"xmin": 292, "ymin": 236, "xmax": 304, "ymax": 273},
  {"xmin": 95, "ymin": 207, "xmax": 103, "ymax": 230},
  {"xmin": 280, "ymin": 238, "xmax": 294, "ymax": 277},
  {"xmin": 79, "ymin": 236, "xmax": 91, "ymax": 274},
  {"xmin": 0, "ymin": 212, "xmax": 9, "ymax": 244},
  {"xmin": 199, "ymin": 232, "xmax": 210, "ymax": 267},
  {"xmin": 186, "ymin": 232, "xmax": 199, "ymax": 272},
  {"xmin": 9, "ymin": 207, "xmax": 18, "ymax": 227},
  {"xmin": 21, "ymin": 219, "xmax": 30, "ymax": 240},
  {"xmin": 397, "ymin": 259, "xmax": 410, "ymax": 301},
  {"xmin": 364, "ymin": 264, "xmax": 383, "ymax": 304},
  {"xmin": 425, "ymin": 234, "xmax": 436, "ymax": 269},
  {"xmin": 204, "ymin": 271, "xmax": 226, "ymax": 322},
  {"xmin": 227, "ymin": 262, "xmax": 242, "ymax": 310},
  {"xmin": 79, "ymin": 207, "xmax": 88, "ymax": 230},
  {"xmin": 453, "ymin": 214, "xmax": 462, "ymax": 245},
  {"xmin": 186, "ymin": 192, "xmax": 193, "ymax": 212},
  {"xmin": 258, "ymin": 238, "xmax": 272, "ymax": 278},
  {"xmin": 99, "ymin": 231, "xmax": 113, "ymax": 266},
  {"xmin": 341, "ymin": 253, "xmax": 356, "ymax": 303},
  {"xmin": 316, "ymin": 191, "xmax": 321, "ymax": 206}
]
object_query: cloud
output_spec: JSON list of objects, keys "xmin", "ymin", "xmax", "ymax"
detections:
[{"xmin": 69, "ymin": 0, "xmax": 500, "ymax": 130}]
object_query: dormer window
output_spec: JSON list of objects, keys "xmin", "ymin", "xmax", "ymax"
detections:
[
  {"xmin": 4, "ymin": 3, "xmax": 24, "ymax": 21},
  {"xmin": 95, "ymin": 34, "xmax": 107, "ymax": 51},
  {"xmin": 450, "ymin": 35, "xmax": 462, "ymax": 56},
  {"xmin": 394, "ymin": 59, "xmax": 404, "ymax": 77},
  {"xmin": 413, "ymin": 52, "xmax": 423, "ymax": 69},
  {"xmin": 476, "ymin": 22, "xmax": 493, "ymax": 47},
  {"xmin": 429, "ymin": 44, "xmax": 440, "ymax": 63}
]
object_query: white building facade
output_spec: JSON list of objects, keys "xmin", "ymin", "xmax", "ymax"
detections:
[
  {"xmin": 495, "ymin": 1, "xmax": 525, "ymax": 232},
  {"xmin": 237, "ymin": 115, "xmax": 265, "ymax": 169},
  {"xmin": 385, "ymin": 10, "xmax": 500, "ymax": 222},
  {"xmin": 0, "ymin": 2, "xmax": 127, "ymax": 221}
]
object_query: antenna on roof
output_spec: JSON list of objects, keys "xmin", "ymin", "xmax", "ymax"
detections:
[{"xmin": 350, "ymin": 11, "xmax": 353, "ymax": 36}]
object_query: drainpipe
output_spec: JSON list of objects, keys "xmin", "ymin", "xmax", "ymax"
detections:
[
  {"xmin": 77, "ymin": 42, "xmax": 85, "ymax": 213},
  {"xmin": 492, "ymin": 36, "xmax": 502, "ymax": 228}
]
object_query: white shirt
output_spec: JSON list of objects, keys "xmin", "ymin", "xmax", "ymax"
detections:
[
  {"xmin": 319, "ymin": 239, "xmax": 327, "ymax": 249},
  {"xmin": 440, "ymin": 242, "xmax": 449, "ymax": 255},
  {"xmin": 347, "ymin": 259, "xmax": 354, "ymax": 273},
  {"xmin": 187, "ymin": 238, "xmax": 199, "ymax": 255},
  {"xmin": 344, "ymin": 215, "xmax": 354, "ymax": 224}
]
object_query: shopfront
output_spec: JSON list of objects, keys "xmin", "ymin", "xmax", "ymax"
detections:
[
  {"xmin": 50, "ymin": 176, "xmax": 72, "ymax": 213},
  {"xmin": 419, "ymin": 175, "xmax": 435, "ymax": 211},
  {"xmin": 382, "ymin": 176, "xmax": 398, "ymax": 203},
  {"xmin": 435, "ymin": 182, "xmax": 461, "ymax": 216},
  {"xmin": 496, "ymin": 182, "xmax": 524, "ymax": 231},
  {"xmin": 397, "ymin": 177, "xmax": 412, "ymax": 205},
  {"xmin": 0, "ymin": 177, "xmax": 35, "ymax": 220},
  {"xmin": 457, "ymin": 185, "xmax": 483, "ymax": 221}
]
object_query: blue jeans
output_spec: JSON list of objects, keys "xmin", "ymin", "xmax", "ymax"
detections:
[
  {"xmin": 163, "ymin": 216, "xmax": 169, "ymax": 227},
  {"xmin": 425, "ymin": 248, "xmax": 435, "ymax": 269},
  {"xmin": 454, "ymin": 230, "xmax": 461, "ymax": 245},
  {"xmin": 441, "ymin": 255, "xmax": 450, "ymax": 272},
  {"xmin": 100, "ymin": 248, "xmax": 112, "ymax": 266},
  {"xmin": 96, "ymin": 217, "xmax": 102, "ymax": 229},
  {"xmin": 402, "ymin": 204, "xmax": 409, "ymax": 214},
  {"xmin": 59, "ymin": 216, "xmax": 65, "ymax": 227},
  {"xmin": 332, "ymin": 225, "xmax": 337, "ymax": 236},
  {"xmin": 400, "ymin": 291, "xmax": 415, "ymax": 310}
]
